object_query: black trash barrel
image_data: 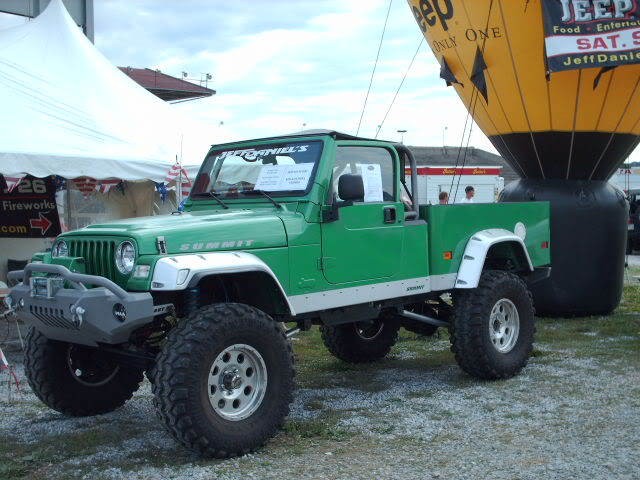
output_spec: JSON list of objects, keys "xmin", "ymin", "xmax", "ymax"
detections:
[{"xmin": 500, "ymin": 179, "xmax": 628, "ymax": 317}]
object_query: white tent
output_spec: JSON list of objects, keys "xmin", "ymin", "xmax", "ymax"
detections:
[
  {"xmin": 0, "ymin": 0, "xmax": 215, "ymax": 281},
  {"xmin": 0, "ymin": 0, "xmax": 211, "ymax": 181}
]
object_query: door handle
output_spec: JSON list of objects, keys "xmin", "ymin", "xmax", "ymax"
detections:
[{"xmin": 383, "ymin": 207, "xmax": 396, "ymax": 224}]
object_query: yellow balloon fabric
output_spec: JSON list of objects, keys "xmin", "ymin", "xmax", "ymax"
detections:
[{"xmin": 407, "ymin": 0, "xmax": 640, "ymax": 180}]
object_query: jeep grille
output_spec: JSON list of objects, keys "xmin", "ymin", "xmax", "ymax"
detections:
[{"xmin": 67, "ymin": 239, "xmax": 117, "ymax": 281}]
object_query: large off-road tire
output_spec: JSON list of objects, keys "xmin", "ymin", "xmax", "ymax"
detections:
[
  {"xmin": 24, "ymin": 328, "xmax": 144, "ymax": 416},
  {"xmin": 151, "ymin": 303, "xmax": 294, "ymax": 458},
  {"xmin": 320, "ymin": 317, "xmax": 400, "ymax": 363},
  {"xmin": 450, "ymin": 270, "xmax": 535, "ymax": 380}
]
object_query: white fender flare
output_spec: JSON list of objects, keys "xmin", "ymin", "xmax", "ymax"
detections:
[
  {"xmin": 151, "ymin": 251, "xmax": 294, "ymax": 315},
  {"xmin": 455, "ymin": 229, "xmax": 533, "ymax": 289}
]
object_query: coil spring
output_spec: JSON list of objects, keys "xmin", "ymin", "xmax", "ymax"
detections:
[{"xmin": 185, "ymin": 286, "xmax": 201, "ymax": 317}]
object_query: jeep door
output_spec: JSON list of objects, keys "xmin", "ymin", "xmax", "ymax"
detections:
[{"xmin": 320, "ymin": 143, "xmax": 404, "ymax": 284}]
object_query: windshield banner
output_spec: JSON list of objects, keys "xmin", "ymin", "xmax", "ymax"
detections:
[
  {"xmin": 542, "ymin": 0, "xmax": 640, "ymax": 72},
  {"xmin": 215, "ymin": 145, "xmax": 310, "ymax": 162}
]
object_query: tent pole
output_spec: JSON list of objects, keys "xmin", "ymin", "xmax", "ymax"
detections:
[
  {"xmin": 177, "ymin": 155, "xmax": 182, "ymax": 200},
  {"xmin": 65, "ymin": 186, "xmax": 72, "ymax": 231}
]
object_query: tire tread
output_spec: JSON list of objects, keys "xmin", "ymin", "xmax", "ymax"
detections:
[
  {"xmin": 151, "ymin": 303, "xmax": 295, "ymax": 458},
  {"xmin": 449, "ymin": 270, "xmax": 535, "ymax": 380},
  {"xmin": 24, "ymin": 328, "xmax": 143, "ymax": 416}
]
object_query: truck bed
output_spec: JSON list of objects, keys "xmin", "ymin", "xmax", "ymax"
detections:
[{"xmin": 420, "ymin": 202, "xmax": 550, "ymax": 276}]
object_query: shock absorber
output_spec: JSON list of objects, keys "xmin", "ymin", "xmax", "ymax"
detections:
[{"xmin": 185, "ymin": 285, "xmax": 201, "ymax": 317}]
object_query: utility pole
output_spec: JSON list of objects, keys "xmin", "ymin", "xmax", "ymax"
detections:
[
  {"xmin": 0, "ymin": 0, "xmax": 94, "ymax": 42},
  {"xmin": 442, "ymin": 126, "xmax": 448, "ymax": 155}
]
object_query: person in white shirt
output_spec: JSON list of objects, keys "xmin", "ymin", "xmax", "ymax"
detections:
[{"xmin": 460, "ymin": 185, "xmax": 474, "ymax": 203}]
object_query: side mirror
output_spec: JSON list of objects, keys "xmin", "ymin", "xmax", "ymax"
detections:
[
  {"xmin": 322, "ymin": 174, "xmax": 365, "ymax": 223},
  {"xmin": 338, "ymin": 174, "xmax": 364, "ymax": 202}
]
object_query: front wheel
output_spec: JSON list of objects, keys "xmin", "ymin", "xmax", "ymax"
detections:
[
  {"xmin": 24, "ymin": 328, "xmax": 144, "ymax": 416},
  {"xmin": 449, "ymin": 270, "xmax": 535, "ymax": 380},
  {"xmin": 151, "ymin": 303, "xmax": 294, "ymax": 458}
]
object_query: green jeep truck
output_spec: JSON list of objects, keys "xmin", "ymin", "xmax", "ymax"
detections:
[{"xmin": 7, "ymin": 130, "xmax": 550, "ymax": 457}]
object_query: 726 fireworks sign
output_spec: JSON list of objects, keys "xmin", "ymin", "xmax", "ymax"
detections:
[
  {"xmin": 0, "ymin": 176, "xmax": 61, "ymax": 238},
  {"xmin": 542, "ymin": 0, "xmax": 640, "ymax": 72}
]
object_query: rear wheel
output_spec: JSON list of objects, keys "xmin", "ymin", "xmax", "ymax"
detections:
[
  {"xmin": 320, "ymin": 317, "xmax": 399, "ymax": 363},
  {"xmin": 24, "ymin": 328, "xmax": 143, "ymax": 416},
  {"xmin": 450, "ymin": 270, "xmax": 535, "ymax": 380},
  {"xmin": 151, "ymin": 303, "xmax": 294, "ymax": 458}
]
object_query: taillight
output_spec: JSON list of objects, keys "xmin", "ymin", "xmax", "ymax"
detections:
[{"xmin": 541, "ymin": 241, "xmax": 549, "ymax": 249}]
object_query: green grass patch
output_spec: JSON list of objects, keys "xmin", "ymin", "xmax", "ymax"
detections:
[
  {"xmin": 406, "ymin": 390, "xmax": 434, "ymax": 399},
  {"xmin": 503, "ymin": 411, "xmax": 533, "ymax": 420},
  {"xmin": 282, "ymin": 415, "xmax": 352, "ymax": 442},
  {"xmin": 530, "ymin": 348, "xmax": 548, "ymax": 357},
  {"xmin": 303, "ymin": 398, "xmax": 325, "ymax": 411},
  {"xmin": 0, "ymin": 424, "xmax": 146, "ymax": 480},
  {"xmin": 534, "ymin": 285, "xmax": 640, "ymax": 365},
  {"xmin": 618, "ymin": 282, "xmax": 640, "ymax": 311},
  {"xmin": 536, "ymin": 313, "xmax": 639, "ymax": 342}
]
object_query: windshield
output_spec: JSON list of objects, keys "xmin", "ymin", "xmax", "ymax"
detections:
[{"xmin": 192, "ymin": 140, "xmax": 323, "ymax": 199}]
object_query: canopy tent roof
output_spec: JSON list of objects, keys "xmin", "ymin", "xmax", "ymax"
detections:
[{"xmin": 0, "ymin": 0, "xmax": 210, "ymax": 182}]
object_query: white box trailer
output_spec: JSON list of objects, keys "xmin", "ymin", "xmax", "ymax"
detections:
[
  {"xmin": 405, "ymin": 166, "xmax": 504, "ymax": 204},
  {"xmin": 609, "ymin": 167, "xmax": 640, "ymax": 193}
]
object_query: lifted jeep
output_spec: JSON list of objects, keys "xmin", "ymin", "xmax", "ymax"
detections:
[{"xmin": 7, "ymin": 130, "xmax": 550, "ymax": 457}]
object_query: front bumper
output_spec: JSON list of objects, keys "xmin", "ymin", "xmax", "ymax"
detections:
[{"xmin": 7, "ymin": 263, "xmax": 155, "ymax": 347}]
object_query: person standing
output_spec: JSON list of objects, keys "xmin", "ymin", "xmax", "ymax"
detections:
[
  {"xmin": 459, "ymin": 186, "xmax": 475, "ymax": 203},
  {"xmin": 438, "ymin": 191, "xmax": 449, "ymax": 204}
]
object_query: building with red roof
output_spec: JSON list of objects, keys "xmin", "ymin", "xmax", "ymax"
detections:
[{"xmin": 119, "ymin": 67, "xmax": 216, "ymax": 102}]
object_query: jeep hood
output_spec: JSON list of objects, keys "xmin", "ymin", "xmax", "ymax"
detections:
[{"xmin": 65, "ymin": 210, "xmax": 287, "ymax": 254}]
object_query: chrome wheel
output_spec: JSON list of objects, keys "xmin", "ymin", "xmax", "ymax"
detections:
[
  {"xmin": 489, "ymin": 298, "xmax": 520, "ymax": 353},
  {"xmin": 207, "ymin": 344, "xmax": 267, "ymax": 421},
  {"xmin": 355, "ymin": 319, "xmax": 385, "ymax": 340}
]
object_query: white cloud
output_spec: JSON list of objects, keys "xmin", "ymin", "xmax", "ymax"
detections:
[{"xmin": 2, "ymin": 0, "xmax": 638, "ymax": 168}]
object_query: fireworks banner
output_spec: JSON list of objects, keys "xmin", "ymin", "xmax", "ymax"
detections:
[{"xmin": 0, "ymin": 176, "xmax": 61, "ymax": 238}]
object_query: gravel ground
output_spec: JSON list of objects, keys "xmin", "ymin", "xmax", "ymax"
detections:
[
  {"xmin": 0, "ymin": 270, "xmax": 640, "ymax": 480},
  {"xmin": 1, "ymin": 282, "xmax": 639, "ymax": 479}
]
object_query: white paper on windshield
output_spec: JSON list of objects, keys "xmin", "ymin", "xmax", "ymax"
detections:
[
  {"xmin": 356, "ymin": 163, "xmax": 384, "ymax": 202},
  {"xmin": 254, "ymin": 163, "xmax": 314, "ymax": 191}
]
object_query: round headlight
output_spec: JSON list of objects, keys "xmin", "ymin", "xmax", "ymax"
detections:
[
  {"xmin": 52, "ymin": 240, "xmax": 68, "ymax": 258},
  {"xmin": 115, "ymin": 241, "xmax": 136, "ymax": 275}
]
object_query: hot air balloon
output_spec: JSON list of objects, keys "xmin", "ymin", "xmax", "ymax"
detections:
[{"xmin": 408, "ymin": 0, "xmax": 640, "ymax": 315}]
